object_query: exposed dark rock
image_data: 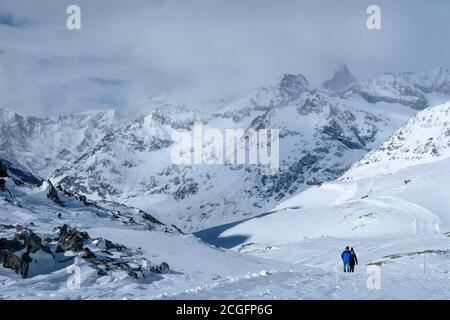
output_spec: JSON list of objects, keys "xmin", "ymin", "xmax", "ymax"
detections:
[
  {"xmin": 0, "ymin": 226, "xmax": 51, "ymax": 278},
  {"xmin": 1, "ymin": 224, "xmax": 165, "ymax": 280},
  {"xmin": 0, "ymin": 238, "xmax": 23, "ymax": 252},
  {"xmin": 88, "ymin": 254, "xmax": 151, "ymax": 279},
  {"xmin": 0, "ymin": 251, "xmax": 22, "ymax": 275},
  {"xmin": 0, "ymin": 159, "xmax": 42, "ymax": 186},
  {"xmin": 0, "ymin": 161, "xmax": 8, "ymax": 178},
  {"xmin": 169, "ymin": 224, "xmax": 184, "ymax": 234},
  {"xmin": 15, "ymin": 225, "xmax": 49, "ymax": 254},
  {"xmin": 141, "ymin": 212, "xmax": 163, "ymax": 225},
  {"xmin": 82, "ymin": 247, "xmax": 96, "ymax": 259},
  {"xmin": 20, "ymin": 251, "xmax": 32, "ymax": 278},
  {"xmin": 0, "ymin": 224, "xmax": 15, "ymax": 230},
  {"xmin": 47, "ymin": 180, "xmax": 65, "ymax": 206},
  {"xmin": 54, "ymin": 224, "xmax": 90, "ymax": 253},
  {"xmin": 277, "ymin": 74, "xmax": 310, "ymax": 102},
  {"xmin": 92, "ymin": 237, "xmax": 126, "ymax": 252},
  {"xmin": 322, "ymin": 120, "xmax": 364, "ymax": 150},
  {"xmin": 153, "ymin": 262, "xmax": 170, "ymax": 274},
  {"xmin": 173, "ymin": 182, "xmax": 199, "ymax": 200}
]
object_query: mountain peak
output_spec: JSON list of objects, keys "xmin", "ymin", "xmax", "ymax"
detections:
[
  {"xmin": 322, "ymin": 63, "xmax": 357, "ymax": 92},
  {"xmin": 278, "ymin": 73, "xmax": 309, "ymax": 89},
  {"xmin": 276, "ymin": 73, "xmax": 311, "ymax": 101}
]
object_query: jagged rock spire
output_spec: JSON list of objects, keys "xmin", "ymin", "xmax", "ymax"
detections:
[{"xmin": 322, "ymin": 63, "xmax": 357, "ymax": 92}]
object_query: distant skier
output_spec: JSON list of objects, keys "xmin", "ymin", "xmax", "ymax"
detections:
[
  {"xmin": 349, "ymin": 248, "xmax": 358, "ymax": 272},
  {"xmin": 341, "ymin": 246, "xmax": 352, "ymax": 272}
]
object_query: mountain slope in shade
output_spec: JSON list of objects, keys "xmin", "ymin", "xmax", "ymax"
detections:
[
  {"xmin": 0, "ymin": 108, "xmax": 121, "ymax": 177},
  {"xmin": 322, "ymin": 63, "xmax": 357, "ymax": 92}
]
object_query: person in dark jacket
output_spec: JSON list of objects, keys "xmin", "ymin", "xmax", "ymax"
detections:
[
  {"xmin": 341, "ymin": 246, "xmax": 352, "ymax": 272},
  {"xmin": 349, "ymin": 248, "xmax": 358, "ymax": 272}
]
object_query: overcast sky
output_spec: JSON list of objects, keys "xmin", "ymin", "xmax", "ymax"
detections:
[{"xmin": 0, "ymin": 0, "xmax": 449, "ymax": 116}]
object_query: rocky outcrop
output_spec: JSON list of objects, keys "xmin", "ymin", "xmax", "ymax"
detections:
[
  {"xmin": 277, "ymin": 74, "xmax": 311, "ymax": 102},
  {"xmin": 0, "ymin": 224, "xmax": 169, "ymax": 280},
  {"xmin": 0, "ymin": 225, "xmax": 51, "ymax": 278},
  {"xmin": 54, "ymin": 224, "xmax": 90, "ymax": 253},
  {"xmin": 51, "ymin": 182, "xmax": 178, "ymax": 233},
  {"xmin": 0, "ymin": 159, "xmax": 42, "ymax": 186},
  {"xmin": 47, "ymin": 180, "xmax": 65, "ymax": 206},
  {"xmin": 322, "ymin": 64, "xmax": 357, "ymax": 92},
  {"xmin": 154, "ymin": 262, "xmax": 170, "ymax": 274}
]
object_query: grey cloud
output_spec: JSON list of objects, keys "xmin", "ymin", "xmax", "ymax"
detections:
[
  {"xmin": 0, "ymin": 0, "xmax": 449, "ymax": 116},
  {"xmin": 0, "ymin": 13, "xmax": 29, "ymax": 27},
  {"xmin": 89, "ymin": 77, "xmax": 125, "ymax": 86}
]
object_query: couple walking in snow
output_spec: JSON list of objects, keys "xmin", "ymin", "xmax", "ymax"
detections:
[{"xmin": 341, "ymin": 246, "xmax": 358, "ymax": 272}]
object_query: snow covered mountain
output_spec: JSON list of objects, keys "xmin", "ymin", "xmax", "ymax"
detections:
[
  {"xmin": 342, "ymin": 67, "xmax": 450, "ymax": 109},
  {"xmin": 0, "ymin": 108, "xmax": 121, "ymax": 177},
  {"xmin": 343, "ymin": 101, "xmax": 450, "ymax": 178},
  {"xmin": 51, "ymin": 72, "xmax": 417, "ymax": 231},
  {"xmin": 322, "ymin": 63, "xmax": 357, "ymax": 92},
  {"xmin": 2, "ymin": 67, "xmax": 450, "ymax": 233}
]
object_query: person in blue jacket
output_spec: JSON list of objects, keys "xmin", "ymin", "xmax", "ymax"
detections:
[{"xmin": 341, "ymin": 246, "xmax": 352, "ymax": 272}]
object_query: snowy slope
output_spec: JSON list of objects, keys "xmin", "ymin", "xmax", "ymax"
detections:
[
  {"xmin": 188, "ymin": 102, "xmax": 450, "ymax": 299},
  {"xmin": 213, "ymin": 158, "xmax": 448, "ymax": 244},
  {"xmin": 188, "ymin": 156, "xmax": 450, "ymax": 298},
  {"xmin": 0, "ymin": 108, "xmax": 120, "ymax": 177}
]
